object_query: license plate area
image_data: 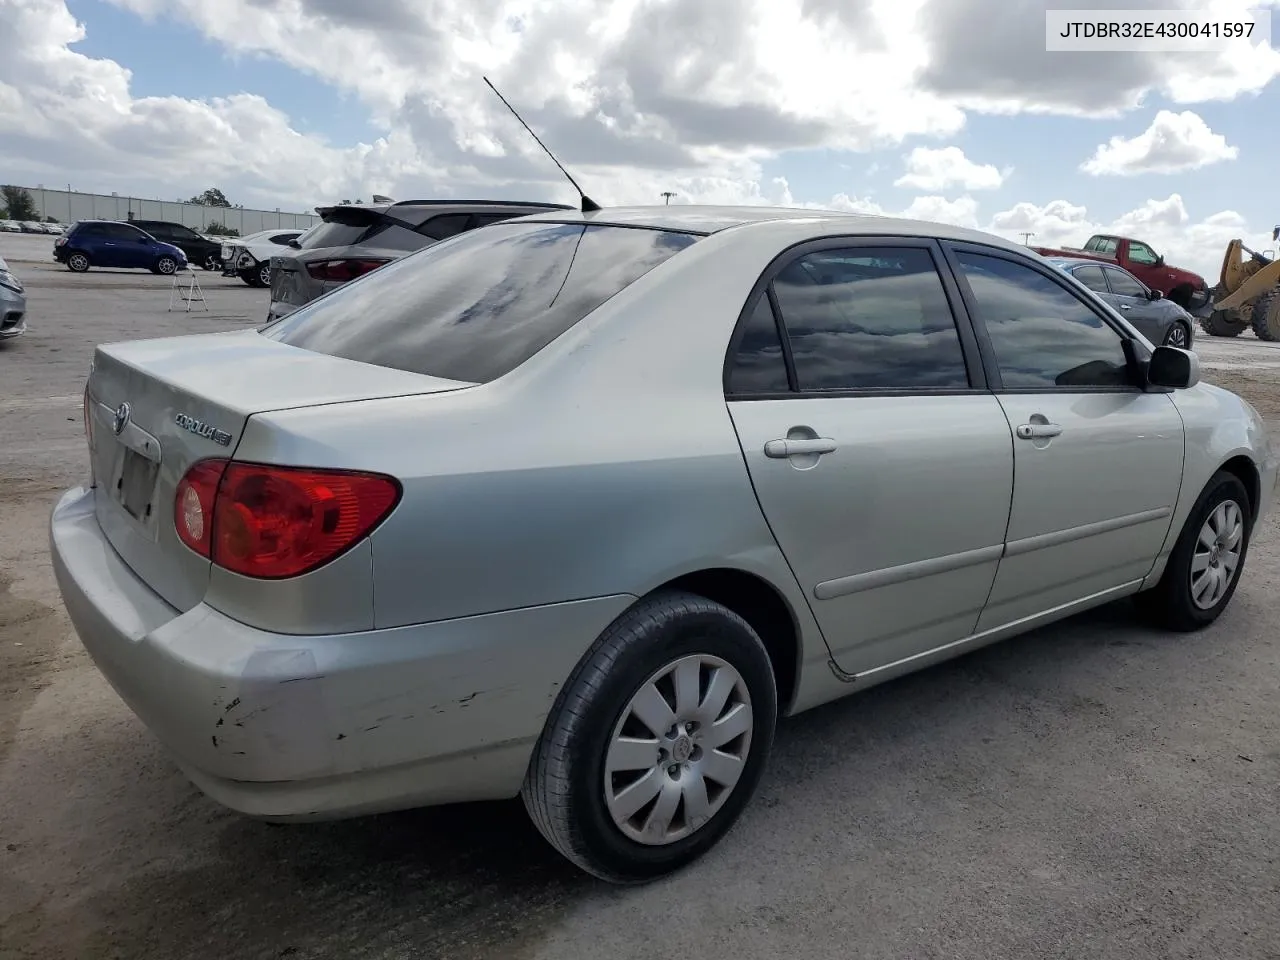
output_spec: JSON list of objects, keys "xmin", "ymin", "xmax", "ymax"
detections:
[{"xmin": 115, "ymin": 446, "xmax": 160, "ymax": 523}]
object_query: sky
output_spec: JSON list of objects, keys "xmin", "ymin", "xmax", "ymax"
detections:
[{"xmin": 1, "ymin": 0, "xmax": 1278, "ymax": 278}]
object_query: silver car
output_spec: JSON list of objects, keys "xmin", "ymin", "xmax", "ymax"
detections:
[
  {"xmin": 51, "ymin": 207, "xmax": 1278, "ymax": 883},
  {"xmin": 0, "ymin": 255, "xmax": 27, "ymax": 340}
]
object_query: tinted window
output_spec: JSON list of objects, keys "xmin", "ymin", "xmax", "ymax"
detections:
[
  {"xmin": 1095, "ymin": 237, "xmax": 1118, "ymax": 256},
  {"xmin": 75, "ymin": 223, "xmax": 106, "ymax": 237},
  {"xmin": 419, "ymin": 213, "xmax": 473, "ymax": 241},
  {"xmin": 1127, "ymin": 242, "xmax": 1158, "ymax": 265},
  {"xmin": 1072, "ymin": 265, "xmax": 1109, "ymax": 293},
  {"xmin": 954, "ymin": 251, "xmax": 1131, "ymax": 389},
  {"xmin": 302, "ymin": 213, "xmax": 377, "ymax": 249},
  {"xmin": 473, "ymin": 213, "xmax": 517, "ymax": 228},
  {"xmin": 1105, "ymin": 268, "xmax": 1146, "ymax": 298},
  {"xmin": 269, "ymin": 233, "xmax": 300, "ymax": 245},
  {"xmin": 727, "ymin": 296, "xmax": 789, "ymax": 394},
  {"xmin": 170, "ymin": 225, "xmax": 200, "ymax": 241},
  {"xmin": 263, "ymin": 223, "xmax": 699, "ymax": 383},
  {"xmin": 770, "ymin": 247, "xmax": 969, "ymax": 391}
]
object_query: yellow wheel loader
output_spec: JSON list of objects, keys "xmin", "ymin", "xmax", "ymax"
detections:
[{"xmin": 1200, "ymin": 228, "xmax": 1280, "ymax": 341}]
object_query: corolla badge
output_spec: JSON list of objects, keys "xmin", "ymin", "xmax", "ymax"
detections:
[
  {"xmin": 174, "ymin": 412, "xmax": 233, "ymax": 447},
  {"xmin": 112, "ymin": 401, "xmax": 131, "ymax": 436}
]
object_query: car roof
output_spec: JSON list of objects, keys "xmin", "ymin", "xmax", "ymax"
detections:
[
  {"xmin": 1044, "ymin": 256, "xmax": 1107, "ymax": 268},
  {"xmin": 511, "ymin": 204, "xmax": 1032, "ymax": 251}
]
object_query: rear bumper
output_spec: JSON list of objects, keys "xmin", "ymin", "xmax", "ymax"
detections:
[
  {"xmin": 266, "ymin": 299, "xmax": 300, "ymax": 323},
  {"xmin": 50, "ymin": 486, "xmax": 634, "ymax": 820}
]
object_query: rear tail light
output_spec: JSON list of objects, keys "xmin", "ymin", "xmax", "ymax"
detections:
[
  {"xmin": 55, "ymin": 237, "xmax": 66, "ymax": 247},
  {"xmin": 305, "ymin": 258, "xmax": 391, "ymax": 282},
  {"xmin": 174, "ymin": 460, "xmax": 401, "ymax": 579}
]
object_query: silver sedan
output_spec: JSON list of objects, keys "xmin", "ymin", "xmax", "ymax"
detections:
[
  {"xmin": 0, "ymin": 255, "xmax": 27, "ymax": 340},
  {"xmin": 51, "ymin": 206, "xmax": 1277, "ymax": 883}
]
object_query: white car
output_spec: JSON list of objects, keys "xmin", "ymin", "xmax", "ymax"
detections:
[
  {"xmin": 0, "ymin": 220, "xmax": 21, "ymax": 233},
  {"xmin": 219, "ymin": 228, "xmax": 304, "ymax": 287}
]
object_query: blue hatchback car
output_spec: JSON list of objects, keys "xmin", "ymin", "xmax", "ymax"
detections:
[{"xmin": 54, "ymin": 220, "xmax": 188, "ymax": 275}]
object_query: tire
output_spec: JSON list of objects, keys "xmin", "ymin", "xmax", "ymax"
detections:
[
  {"xmin": 1199, "ymin": 310, "xmax": 1246, "ymax": 338},
  {"xmin": 522, "ymin": 590, "xmax": 778, "ymax": 884},
  {"xmin": 1136, "ymin": 470, "xmax": 1252, "ymax": 632},
  {"xmin": 1163, "ymin": 321, "xmax": 1191, "ymax": 349},
  {"xmin": 202, "ymin": 254, "xmax": 219, "ymax": 271},
  {"xmin": 1250, "ymin": 291, "xmax": 1280, "ymax": 342},
  {"xmin": 66, "ymin": 252, "xmax": 90, "ymax": 273},
  {"xmin": 155, "ymin": 256, "xmax": 178, "ymax": 275}
]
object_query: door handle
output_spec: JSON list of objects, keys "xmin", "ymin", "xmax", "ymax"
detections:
[
  {"xmin": 764, "ymin": 437, "xmax": 837, "ymax": 459},
  {"xmin": 1016, "ymin": 422, "xmax": 1062, "ymax": 440},
  {"xmin": 1119, "ymin": 304, "xmax": 1132, "ymax": 310}
]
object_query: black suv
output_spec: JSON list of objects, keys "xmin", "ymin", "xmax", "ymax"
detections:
[{"xmin": 130, "ymin": 220, "xmax": 224, "ymax": 271}]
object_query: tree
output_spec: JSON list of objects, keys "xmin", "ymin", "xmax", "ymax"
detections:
[
  {"xmin": 1, "ymin": 185, "xmax": 38, "ymax": 221},
  {"xmin": 187, "ymin": 187, "xmax": 231, "ymax": 207},
  {"xmin": 204, "ymin": 220, "xmax": 240, "ymax": 238}
]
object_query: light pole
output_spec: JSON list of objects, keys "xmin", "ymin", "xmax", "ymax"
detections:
[
  {"xmin": 1020, "ymin": 231, "xmax": 1035, "ymax": 245},
  {"xmin": 661, "ymin": 191, "xmax": 677, "ymax": 205}
]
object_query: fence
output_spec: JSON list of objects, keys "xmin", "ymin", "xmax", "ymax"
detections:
[{"xmin": 10, "ymin": 186, "xmax": 321, "ymax": 235}]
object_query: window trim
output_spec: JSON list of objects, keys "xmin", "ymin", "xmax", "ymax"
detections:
[
  {"xmin": 722, "ymin": 235, "xmax": 989, "ymax": 400},
  {"xmin": 939, "ymin": 240, "xmax": 1144, "ymax": 396}
]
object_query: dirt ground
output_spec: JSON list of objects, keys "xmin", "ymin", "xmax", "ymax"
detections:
[{"xmin": 3, "ymin": 252, "xmax": 1280, "ymax": 960}]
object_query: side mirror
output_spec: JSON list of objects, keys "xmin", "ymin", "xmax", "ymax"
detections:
[
  {"xmin": 1148, "ymin": 345, "xmax": 1199, "ymax": 390},
  {"xmin": 1155, "ymin": 254, "xmax": 1165, "ymax": 266},
  {"xmin": 1148, "ymin": 288, "xmax": 1164, "ymax": 300},
  {"xmin": 288, "ymin": 239, "xmax": 301, "ymax": 249}
]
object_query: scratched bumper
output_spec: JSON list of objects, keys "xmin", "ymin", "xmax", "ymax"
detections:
[{"xmin": 51, "ymin": 485, "xmax": 635, "ymax": 819}]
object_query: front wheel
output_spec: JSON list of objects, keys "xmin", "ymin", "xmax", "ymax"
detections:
[
  {"xmin": 155, "ymin": 256, "xmax": 178, "ymax": 275},
  {"xmin": 202, "ymin": 254, "xmax": 220, "ymax": 271},
  {"xmin": 241, "ymin": 264, "xmax": 270, "ymax": 288},
  {"xmin": 1136, "ymin": 471, "xmax": 1251, "ymax": 631},
  {"xmin": 522, "ymin": 591, "xmax": 777, "ymax": 884},
  {"xmin": 1163, "ymin": 321, "xmax": 1190, "ymax": 349}
]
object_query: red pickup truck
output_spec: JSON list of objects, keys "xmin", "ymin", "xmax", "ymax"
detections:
[{"xmin": 1031, "ymin": 234, "xmax": 1213, "ymax": 317}]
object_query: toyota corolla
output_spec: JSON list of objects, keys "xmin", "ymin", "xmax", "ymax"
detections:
[{"xmin": 51, "ymin": 206, "xmax": 1277, "ymax": 883}]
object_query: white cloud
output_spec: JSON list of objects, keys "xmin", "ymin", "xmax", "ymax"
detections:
[
  {"xmin": 1080, "ymin": 110, "xmax": 1239, "ymax": 176},
  {"xmin": 895, "ymin": 146, "xmax": 1007, "ymax": 191},
  {"xmin": 986, "ymin": 193, "xmax": 1260, "ymax": 281},
  {"xmin": 0, "ymin": 0, "xmax": 1277, "ymax": 211}
]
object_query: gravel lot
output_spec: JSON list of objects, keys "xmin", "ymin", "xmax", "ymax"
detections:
[{"xmin": 2, "ymin": 233, "xmax": 1280, "ymax": 960}]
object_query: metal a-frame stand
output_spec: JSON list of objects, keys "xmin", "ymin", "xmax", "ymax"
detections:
[{"xmin": 168, "ymin": 269, "xmax": 208, "ymax": 312}]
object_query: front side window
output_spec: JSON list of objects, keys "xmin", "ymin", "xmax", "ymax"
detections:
[
  {"xmin": 1127, "ymin": 242, "xmax": 1159, "ymax": 265},
  {"xmin": 954, "ymin": 251, "xmax": 1131, "ymax": 389},
  {"xmin": 262, "ymin": 222, "xmax": 699, "ymax": 383},
  {"xmin": 769, "ymin": 246, "xmax": 970, "ymax": 391}
]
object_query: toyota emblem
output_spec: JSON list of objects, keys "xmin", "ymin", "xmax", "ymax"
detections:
[{"xmin": 112, "ymin": 401, "xmax": 132, "ymax": 436}]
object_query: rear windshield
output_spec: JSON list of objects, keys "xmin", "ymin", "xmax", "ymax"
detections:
[
  {"xmin": 300, "ymin": 209, "xmax": 386, "ymax": 249},
  {"xmin": 261, "ymin": 222, "xmax": 700, "ymax": 383}
]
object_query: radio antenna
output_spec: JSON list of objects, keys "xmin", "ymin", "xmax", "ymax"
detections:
[{"xmin": 483, "ymin": 76, "xmax": 601, "ymax": 213}]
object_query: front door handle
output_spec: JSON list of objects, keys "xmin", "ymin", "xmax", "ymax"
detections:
[
  {"xmin": 1119, "ymin": 304, "xmax": 1132, "ymax": 310},
  {"xmin": 1016, "ymin": 422, "xmax": 1063, "ymax": 440},
  {"xmin": 764, "ymin": 437, "xmax": 837, "ymax": 459}
]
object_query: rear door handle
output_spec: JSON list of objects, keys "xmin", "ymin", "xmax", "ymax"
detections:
[
  {"xmin": 1119, "ymin": 304, "xmax": 1132, "ymax": 310},
  {"xmin": 764, "ymin": 437, "xmax": 837, "ymax": 458},
  {"xmin": 1016, "ymin": 422, "xmax": 1063, "ymax": 440}
]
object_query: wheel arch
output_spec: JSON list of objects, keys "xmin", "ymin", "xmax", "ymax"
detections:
[
  {"xmin": 650, "ymin": 567, "xmax": 802, "ymax": 716},
  {"xmin": 1218, "ymin": 454, "xmax": 1261, "ymax": 522}
]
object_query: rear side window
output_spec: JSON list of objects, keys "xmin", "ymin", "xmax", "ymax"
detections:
[
  {"xmin": 726, "ymin": 296, "xmax": 790, "ymax": 394},
  {"xmin": 418, "ymin": 213, "xmax": 472, "ymax": 241},
  {"xmin": 262, "ymin": 222, "xmax": 700, "ymax": 383},
  {"xmin": 770, "ymin": 247, "xmax": 970, "ymax": 391},
  {"xmin": 105, "ymin": 223, "xmax": 146, "ymax": 240}
]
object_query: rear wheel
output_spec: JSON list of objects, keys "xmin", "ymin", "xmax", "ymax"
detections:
[
  {"xmin": 1136, "ymin": 471, "xmax": 1251, "ymax": 631},
  {"xmin": 522, "ymin": 591, "xmax": 777, "ymax": 884},
  {"xmin": 1200, "ymin": 309, "xmax": 1246, "ymax": 338},
  {"xmin": 66, "ymin": 251, "xmax": 90, "ymax": 273}
]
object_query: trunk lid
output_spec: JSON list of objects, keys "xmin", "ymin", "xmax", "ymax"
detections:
[{"xmin": 86, "ymin": 329, "xmax": 470, "ymax": 612}]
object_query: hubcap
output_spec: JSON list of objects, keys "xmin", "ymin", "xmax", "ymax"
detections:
[
  {"xmin": 1191, "ymin": 499, "xmax": 1243, "ymax": 610},
  {"xmin": 604, "ymin": 654, "xmax": 753, "ymax": 846},
  {"xmin": 70, "ymin": 255, "xmax": 86, "ymax": 270},
  {"xmin": 260, "ymin": 266, "xmax": 271, "ymax": 285}
]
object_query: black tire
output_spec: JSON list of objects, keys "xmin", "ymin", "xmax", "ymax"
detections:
[
  {"xmin": 1163, "ymin": 321, "xmax": 1191, "ymax": 349},
  {"xmin": 66, "ymin": 251, "xmax": 90, "ymax": 273},
  {"xmin": 1136, "ymin": 471, "xmax": 1252, "ymax": 631},
  {"xmin": 1250, "ymin": 291, "xmax": 1280, "ymax": 342},
  {"xmin": 522, "ymin": 590, "xmax": 777, "ymax": 884},
  {"xmin": 155, "ymin": 256, "xmax": 178, "ymax": 275},
  {"xmin": 242, "ymin": 264, "xmax": 269, "ymax": 288},
  {"xmin": 1199, "ymin": 310, "xmax": 1245, "ymax": 338}
]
